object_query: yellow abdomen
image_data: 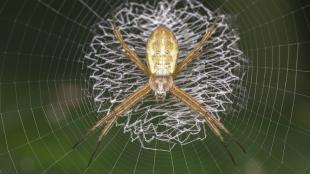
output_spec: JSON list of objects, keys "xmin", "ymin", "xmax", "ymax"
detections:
[{"xmin": 146, "ymin": 25, "xmax": 178, "ymax": 76}]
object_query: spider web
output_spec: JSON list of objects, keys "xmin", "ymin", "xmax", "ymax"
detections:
[
  {"xmin": 84, "ymin": 0, "xmax": 246, "ymax": 151},
  {"xmin": 0, "ymin": 0, "xmax": 310, "ymax": 174}
]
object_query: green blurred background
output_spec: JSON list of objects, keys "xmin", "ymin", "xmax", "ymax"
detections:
[{"xmin": 0, "ymin": 0, "xmax": 310, "ymax": 173}]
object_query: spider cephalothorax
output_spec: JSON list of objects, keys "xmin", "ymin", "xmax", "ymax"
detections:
[
  {"xmin": 75, "ymin": 19, "xmax": 245, "ymax": 166},
  {"xmin": 149, "ymin": 75, "xmax": 173, "ymax": 101}
]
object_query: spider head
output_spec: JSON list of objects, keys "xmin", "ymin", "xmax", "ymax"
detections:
[{"xmin": 149, "ymin": 75, "xmax": 173, "ymax": 101}]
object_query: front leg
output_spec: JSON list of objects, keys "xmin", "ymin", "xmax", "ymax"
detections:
[
  {"xmin": 73, "ymin": 83, "xmax": 152, "ymax": 166},
  {"xmin": 169, "ymin": 84, "xmax": 245, "ymax": 164}
]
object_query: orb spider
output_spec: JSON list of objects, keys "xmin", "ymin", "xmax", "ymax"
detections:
[{"xmin": 74, "ymin": 19, "xmax": 246, "ymax": 166}]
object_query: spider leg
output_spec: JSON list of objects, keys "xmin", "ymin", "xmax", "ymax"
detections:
[
  {"xmin": 73, "ymin": 83, "xmax": 151, "ymax": 164},
  {"xmin": 206, "ymin": 112, "xmax": 246, "ymax": 153},
  {"xmin": 112, "ymin": 19, "xmax": 150, "ymax": 77},
  {"xmin": 87, "ymin": 116, "xmax": 117, "ymax": 167},
  {"xmin": 72, "ymin": 113, "xmax": 114, "ymax": 149},
  {"xmin": 173, "ymin": 23, "xmax": 216, "ymax": 78},
  {"xmin": 170, "ymin": 84, "xmax": 245, "ymax": 164}
]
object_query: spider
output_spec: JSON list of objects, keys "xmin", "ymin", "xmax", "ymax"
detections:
[{"xmin": 74, "ymin": 19, "xmax": 246, "ymax": 166}]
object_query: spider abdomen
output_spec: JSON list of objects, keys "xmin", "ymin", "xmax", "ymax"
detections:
[{"xmin": 146, "ymin": 25, "xmax": 178, "ymax": 76}]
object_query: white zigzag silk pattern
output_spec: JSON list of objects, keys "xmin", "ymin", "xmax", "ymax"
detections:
[{"xmin": 84, "ymin": 0, "xmax": 246, "ymax": 151}]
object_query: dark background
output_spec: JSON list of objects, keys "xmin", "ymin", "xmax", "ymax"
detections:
[{"xmin": 0, "ymin": 0, "xmax": 310, "ymax": 173}]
